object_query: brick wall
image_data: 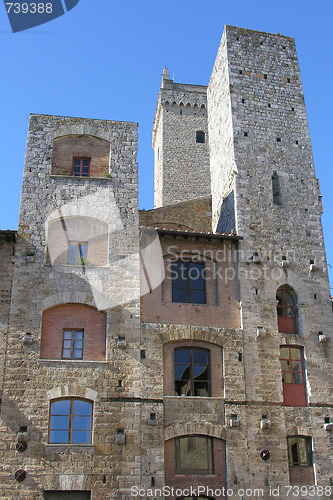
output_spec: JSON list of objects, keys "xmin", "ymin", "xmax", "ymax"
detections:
[
  {"xmin": 40, "ymin": 304, "xmax": 106, "ymax": 361},
  {"xmin": 141, "ymin": 235, "xmax": 241, "ymax": 328},
  {"xmin": 52, "ymin": 135, "xmax": 110, "ymax": 177}
]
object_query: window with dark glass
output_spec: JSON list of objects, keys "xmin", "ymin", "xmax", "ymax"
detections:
[
  {"xmin": 287, "ymin": 436, "xmax": 312, "ymax": 467},
  {"xmin": 72, "ymin": 157, "xmax": 90, "ymax": 177},
  {"xmin": 196, "ymin": 131, "xmax": 205, "ymax": 143},
  {"xmin": 280, "ymin": 346, "xmax": 306, "ymax": 406},
  {"xmin": 49, "ymin": 398, "xmax": 93, "ymax": 444},
  {"xmin": 62, "ymin": 329, "xmax": 84, "ymax": 359},
  {"xmin": 175, "ymin": 436, "xmax": 214, "ymax": 474},
  {"xmin": 174, "ymin": 347, "xmax": 210, "ymax": 396},
  {"xmin": 68, "ymin": 242, "xmax": 88, "ymax": 265},
  {"xmin": 276, "ymin": 287, "xmax": 297, "ymax": 333},
  {"xmin": 172, "ymin": 261, "xmax": 206, "ymax": 304}
]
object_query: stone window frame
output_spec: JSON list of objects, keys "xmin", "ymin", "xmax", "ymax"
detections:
[{"xmin": 49, "ymin": 397, "xmax": 93, "ymax": 445}]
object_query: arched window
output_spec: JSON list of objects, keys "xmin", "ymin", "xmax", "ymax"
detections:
[
  {"xmin": 174, "ymin": 347, "xmax": 210, "ymax": 396},
  {"xmin": 276, "ymin": 286, "xmax": 298, "ymax": 334},
  {"xmin": 196, "ymin": 131, "xmax": 205, "ymax": 143},
  {"xmin": 49, "ymin": 398, "xmax": 93, "ymax": 444}
]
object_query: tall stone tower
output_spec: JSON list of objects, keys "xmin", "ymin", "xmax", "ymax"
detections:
[
  {"xmin": 153, "ymin": 67, "xmax": 211, "ymax": 207},
  {"xmin": 0, "ymin": 114, "xmax": 144, "ymax": 497},
  {"xmin": 208, "ymin": 26, "xmax": 332, "ymax": 488}
]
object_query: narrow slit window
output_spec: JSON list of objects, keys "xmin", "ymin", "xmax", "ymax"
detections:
[{"xmin": 272, "ymin": 171, "xmax": 282, "ymax": 205}]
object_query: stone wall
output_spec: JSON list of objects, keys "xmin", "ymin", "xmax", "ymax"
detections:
[
  {"xmin": 208, "ymin": 25, "xmax": 333, "ymax": 492},
  {"xmin": 0, "ymin": 115, "xmax": 145, "ymax": 499},
  {"xmin": 153, "ymin": 71, "xmax": 211, "ymax": 207}
]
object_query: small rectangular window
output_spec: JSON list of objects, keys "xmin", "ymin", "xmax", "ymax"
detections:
[
  {"xmin": 196, "ymin": 131, "xmax": 205, "ymax": 143},
  {"xmin": 62, "ymin": 329, "xmax": 84, "ymax": 360},
  {"xmin": 175, "ymin": 435, "xmax": 214, "ymax": 474},
  {"xmin": 171, "ymin": 261, "xmax": 206, "ymax": 304},
  {"xmin": 73, "ymin": 157, "xmax": 91, "ymax": 177},
  {"xmin": 68, "ymin": 242, "xmax": 88, "ymax": 265}
]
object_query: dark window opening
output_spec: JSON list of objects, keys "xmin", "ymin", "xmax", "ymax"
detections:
[
  {"xmin": 272, "ymin": 171, "xmax": 282, "ymax": 205},
  {"xmin": 172, "ymin": 261, "xmax": 206, "ymax": 304},
  {"xmin": 175, "ymin": 436, "xmax": 214, "ymax": 474},
  {"xmin": 49, "ymin": 398, "xmax": 93, "ymax": 444},
  {"xmin": 287, "ymin": 436, "xmax": 312, "ymax": 466},
  {"xmin": 72, "ymin": 157, "xmax": 90, "ymax": 177},
  {"xmin": 196, "ymin": 131, "xmax": 205, "ymax": 144},
  {"xmin": 174, "ymin": 347, "xmax": 210, "ymax": 397},
  {"xmin": 62, "ymin": 329, "xmax": 84, "ymax": 360}
]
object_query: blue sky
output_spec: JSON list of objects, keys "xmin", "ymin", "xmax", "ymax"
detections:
[{"xmin": 1, "ymin": 0, "xmax": 332, "ymax": 288}]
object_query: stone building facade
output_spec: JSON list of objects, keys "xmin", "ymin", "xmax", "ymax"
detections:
[{"xmin": 0, "ymin": 25, "xmax": 332, "ymax": 500}]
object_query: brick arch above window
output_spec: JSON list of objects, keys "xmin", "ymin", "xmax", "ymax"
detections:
[
  {"xmin": 42, "ymin": 292, "xmax": 96, "ymax": 311},
  {"xmin": 52, "ymin": 134, "xmax": 110, "ymax": 178},
  {"xmin": 164, "ymin": 422, "xmax": 226, "ymax": 442},
  {"xmin": 40, "ymin": 304, "xmax": 106, "ymax": 361},
  {"xmin": 159, "ymin": 326, "xmax": 227, "ymax": 346},
  {"xmin": 47, "ymin": 385, "xmax": 98, "ymax": 402}
]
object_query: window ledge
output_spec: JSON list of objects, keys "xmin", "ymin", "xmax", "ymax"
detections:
[
  {"xmin": 38, "ymin": 359, "xmax": 107, "ymax": 365},
  {"xmin": 46, "ymin": 264, "xmax": 109, "ymax": 269},
  {"xmin": 45, "ymin": 444, "xmax": 94, "ymax": 454},
  {"xmin": 49, "ymin": 175, "xmax": 111, "ymax": 181}
]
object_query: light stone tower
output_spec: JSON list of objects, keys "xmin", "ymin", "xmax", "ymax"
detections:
[
  {"xmin": 208, "ymin": 26, "xmax": 333, "ymax": 488},
  {"xmin": 152, "ymin": 67, "xmax": 211, "ymax": 207}
]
